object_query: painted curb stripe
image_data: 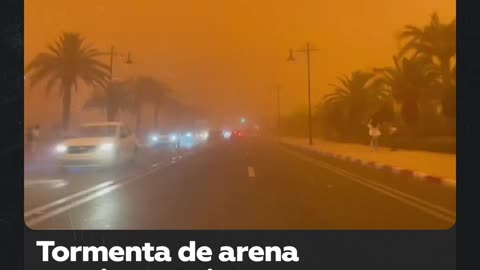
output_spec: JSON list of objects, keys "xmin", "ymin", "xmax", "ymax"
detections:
[{"xmin": 278, "ymin": 141, "xmax": 455, "ymax": 187}]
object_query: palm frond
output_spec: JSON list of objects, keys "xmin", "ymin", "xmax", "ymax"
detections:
[{"xmin": 398, "ymin": 25, "xmax": 423, "ymax": 40}]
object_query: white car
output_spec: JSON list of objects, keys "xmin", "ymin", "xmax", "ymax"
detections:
[{"xmin": 54, "ymin": 122, "xmax": 139, "ymax": 168}]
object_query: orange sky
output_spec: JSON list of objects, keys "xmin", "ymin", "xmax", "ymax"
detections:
[{"xmin": 24, "ymin": 0, "xmax": 455, "ymax": 129}]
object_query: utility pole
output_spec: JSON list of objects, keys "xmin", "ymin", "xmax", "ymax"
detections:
[{"xmin": 287, "ymin": 42, "xmax": 319, "ymax": 145}]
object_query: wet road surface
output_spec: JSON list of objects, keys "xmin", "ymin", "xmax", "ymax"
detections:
[{"xmin": 24, "ymin": 137, "xmax": 456, "ymax": 230}]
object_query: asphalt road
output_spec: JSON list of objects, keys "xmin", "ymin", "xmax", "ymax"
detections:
[{"xmin": 24, "ymin": 137, "xmax": 456, "ymax": 230}]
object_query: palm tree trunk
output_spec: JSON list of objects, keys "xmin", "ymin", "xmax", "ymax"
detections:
[
  {"xmin": 440, "ymin": 57, "xmax": 451, "ymax": 88},
  {"xmin": 62, "ymin": 86, "xmax": 72, "ymax": 131},
  {"xmin": 440, "ymin": 57, "xmax": 456, "ymax": 120},
  {"xmin": 401, "ymin": 99, "xmax": 419, "ymax": 136}
]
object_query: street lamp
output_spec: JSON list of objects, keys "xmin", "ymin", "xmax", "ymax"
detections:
[
  {"xmin": 125, "ymin": 52, "xmax": 133, "ymax": 65},
  {"xmin": 287, "ymin": 42, "xmax": 319, "ymax": 146},
  {"xmin": 287, "ymin": 49, "xmax": 295, "ymax": 62},
  {"xmin": 100, "ymin": 46, "xmax": 134, "ymax": 80}
]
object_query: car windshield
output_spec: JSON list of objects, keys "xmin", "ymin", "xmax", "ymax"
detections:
[{"xmin": 77, "ymin": 125, "xmax": 117, "ymax": 138}]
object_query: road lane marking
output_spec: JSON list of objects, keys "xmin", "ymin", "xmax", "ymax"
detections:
[
  {"xmin": 26, "ymin": 183, "xmax": 123, "ymax": 227},
  {"xmin": 24, "ymin": 179, "xmax": 69, "ymax": 189},
  {"xmin": 248, "ymin": 166, "xmax": 255, "ymax": 177},
  {"xmin": 286, "ymin": 147, "xmax": 456, "ymax": 220},
  {"xmin": 282, "ymin": 146, "xmax": 456, "ymax": 221},
  {"xmin": 24, "ymin": 179, "xmax": 66, "ymax": 187},
  {"xmin": 24, "ymin": 181, "xmax": 114, "ymax": 219},
  {"xmin": 278, "ymin": 146, "xmax": 456, "ymax": 224},
  {"xmin": 26, "ymin": 146, "xmax": 226, "ymax": 227},
  {"xmin": 25, "ymin": 158, "xmax": 181, "ymax": 227}
]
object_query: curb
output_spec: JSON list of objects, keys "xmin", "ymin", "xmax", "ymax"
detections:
[{"xmin": 278, "ymin": 141, "xmax": 456, "ymax": 188}]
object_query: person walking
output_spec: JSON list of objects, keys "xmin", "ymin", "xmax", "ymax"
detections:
[{"xmin": 368, "ymin": 118, "xmax": 381, "ymax": 151}]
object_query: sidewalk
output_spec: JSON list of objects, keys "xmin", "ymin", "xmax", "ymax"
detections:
[{"xmin": 276, "ymin": 137, "xmax": 456, "ymax": 186}]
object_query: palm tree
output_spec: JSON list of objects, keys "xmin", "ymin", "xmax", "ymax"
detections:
[
  {"xmin": 25, "ymin": 32, "xmax": 109, "ymax": 130},
  {"xmin": 83, "ymin": 79, "xmax": 134, "ymax": 121},
  {"xmin": 442, "ymin": 64, "xmax": 456, "ymax": 133},
  {"xmin": 376, "ymin": 56, "xmax": 440, "ymax": 130},
  {"xmin": 323, "ymin": 71, "xmax": 390, "ymax": 132},
  {"xmin": 128, "ymin": 76, "xmax": 171, "ymax": 131},
  {"xmin": 151, "ymin": 84, "xmax": 173, "ymax": 129},
  {"xmin": 398, "ymin": 13, "xmax": 456, "ymax": 117},
  {"xmin": 163, "ymin": 102, "xmax": 207, "ymax": 129},
  {"xmin": 442, "ymin": 64, "xmax": 456, "ymax": 118}
]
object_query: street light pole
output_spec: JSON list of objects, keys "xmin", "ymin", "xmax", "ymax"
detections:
[
  {"xmin": 287, "ymin": 42, "xmax": 319, "ymax": 146},
  {"xmin": 306, "ymin": 42, "xmax": 313, "ymax": 146},
  {"xmin": 103, "ymin": 46, "xmax": 133, "ymax": 81}
]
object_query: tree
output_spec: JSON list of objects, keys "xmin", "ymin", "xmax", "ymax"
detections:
[
  {"xmin": 151, "ymin": 84, "xmax": 173, "ymax": 129},
  {"xmin": 376, "ymin": 56, "xmax": 440, "ymax": 130},
  {"xmin": 398, "ymin": 12, "xmax": 456, "ymax": 117},
  {"xmin": 442, "ymin": 64, "xmax": 456, "ymax": 134},
  {"xmin": 323, "ymin": 70, "xmax": 390, "ymax": 132},
  {"xmin": 83, "ymin": 79, "xmax": 134, "ymax": 121},
  {"xmin": 128, "ymin": 76, "xmax": 171, "ymax": 131},
  {"xmin": 25, "ymin": 32, "xmax": 109, "ymax": 130},
  {"xmin": 442, "ymin": 64, "xmax": 456, "ymax": 118}
]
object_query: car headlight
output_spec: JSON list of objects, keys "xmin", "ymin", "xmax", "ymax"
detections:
[
  {"xmin": 99, "ymin": 143, "xmax": 114, "ymax": 151},
  {"xmin": 169, "ymin": 134, "xmax": 177, "ymax": 142},
  {"xmin": 55, "ymin": 144, "xmax": 67, "ymax": 153},
  {"xmin": 150, "ymin": 135, "xmax": 159, "ymax": 142},
  {"xmin": 200, "ymin": 131, "xmax": 209, "ymax": 139},
  {"xmin": 223, "ymin": 130, "xmax": 231, "ymax": 139}
]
